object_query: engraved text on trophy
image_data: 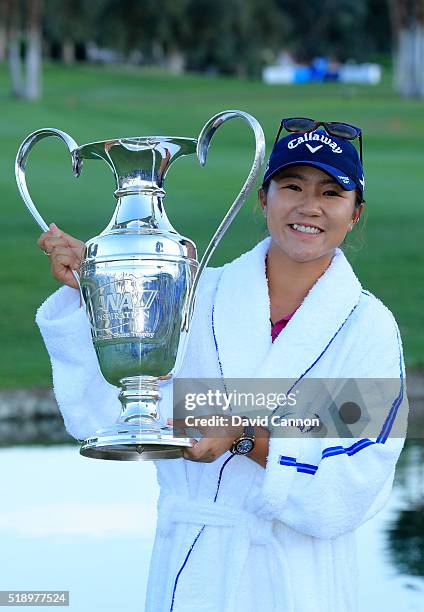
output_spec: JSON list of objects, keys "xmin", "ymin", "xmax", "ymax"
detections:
[{"xmin": 94, "ymin": 281, "xmax": 158, "ymax": 335}]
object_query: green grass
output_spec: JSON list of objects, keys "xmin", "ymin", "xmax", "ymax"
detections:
[{"xmin": 1, "ymin": 62, "xmax": 423, "ymax": 388}]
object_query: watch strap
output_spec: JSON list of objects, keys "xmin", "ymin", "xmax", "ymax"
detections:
[{"xmin": 243, "ymin": 424, "xmax": 254, "ymax": 438}]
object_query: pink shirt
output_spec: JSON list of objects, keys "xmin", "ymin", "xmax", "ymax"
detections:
[{"xmin": 271, "ymin": 308, "xmax": 298, "ymax": 343}]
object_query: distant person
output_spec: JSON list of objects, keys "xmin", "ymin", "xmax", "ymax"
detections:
[
  {"xmin": 36, "ymin": 118, "xmax": 409, "ymax": 612},
  {"xmin": 310, "ymin": 56, "xmax": 328, "ymax": 81}
]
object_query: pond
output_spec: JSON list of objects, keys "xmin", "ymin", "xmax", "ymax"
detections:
[{"xmin": 0, "ymin": 440, "xmax": 422, "ymax": 611}]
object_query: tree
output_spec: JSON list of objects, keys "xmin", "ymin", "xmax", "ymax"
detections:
[
  {"xmin": 0, "ymin": 0, "xmax": 399, "ymax": 84},
  {"xmin": 94, "ymin": 0, "xmax": 192, "ymax": 73},
  {"xmin": 0, "ymin": 0, "xmax": 6, "ymax": 61},
  {"xmin": 274, "ymin": 0, "xmax": 369, "ymax": 62},
  {"xmin": 94, "ymin": 0, "xmax": 154, "ymax": 64},
  {"xmin": 185, "ymin": 0, "xmax": 288, "ymax": 76},
  {"xmin": 364, "ymin": 0, "xmax": 392, "ymax": 57},
  {"xmin": 2, "ymin": 0, "xmax": 43, "ymax": 99},
  {"xmin": 25, "ymin": 0, "xmax": 43, "ymax": 99},
  {"xmin": 389, "ymin": 0, "xmax": 424, "ymax": 97},
  {"xmin": 2, "ymin": 0, "xmax": 24, "ymax": 96},
  {"xmin": 44, "ymin": 0, "xmax": 100, "ymax": 64}
]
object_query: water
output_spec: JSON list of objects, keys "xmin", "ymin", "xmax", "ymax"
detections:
[
  {"xmin": 0, "ymin": 442, "xmax": 422, "ymax": 611},
  {"xmin": 0, "ymin": 445, "xmax": 157, "ymax": 611}
]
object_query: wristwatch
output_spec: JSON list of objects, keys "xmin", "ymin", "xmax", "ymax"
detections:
[{"xmin": 231, "ymin": 422, "xmax": 255, "ymax": 455}]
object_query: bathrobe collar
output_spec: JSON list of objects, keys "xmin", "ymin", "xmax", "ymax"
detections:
[{"xmin": 212, "ymin": 236, "xmax": 362, "ymax": 380}]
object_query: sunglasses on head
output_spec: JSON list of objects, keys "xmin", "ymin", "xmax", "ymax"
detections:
[{"xmin": 274, "ymin": 117, "xmax": 363, "ymax": 164}]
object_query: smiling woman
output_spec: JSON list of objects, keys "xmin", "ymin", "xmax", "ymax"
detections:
[
  {"xmin": 261, "ymin": 165, "xmax": 362, "ymax": 256},
  {"xmin": 261, "ymin": 164, "xmax": 364, "ymax": 318},
  {"xmin": 35, "ymin": 120, "xmax": 409, "ymax": 612},
  {"xmin": 258, "ymin": 129, "xmax": 365, "ymax": 323}
]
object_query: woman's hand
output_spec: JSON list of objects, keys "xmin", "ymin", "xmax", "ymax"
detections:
[
  {"xmin": 167, "ymin": 416, "xmax": 244, "ymax": 463},
  {"xmin": 37, "ymin": 223, "xmax": 85, "ymax": 289}
]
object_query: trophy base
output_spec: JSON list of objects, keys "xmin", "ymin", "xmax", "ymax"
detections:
[{"xmin": 80, "ymin": 425, "xmax": 193, "ymax": 461}]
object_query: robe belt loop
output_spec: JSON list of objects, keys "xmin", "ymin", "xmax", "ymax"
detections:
[{"xmin": 156, "ymin": 494, "xmax": 275, "ymax": 546}]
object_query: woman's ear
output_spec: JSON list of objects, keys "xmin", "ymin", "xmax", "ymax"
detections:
[
  {"xmin": 258, "ymin": 187, "xmax": 267, "ymax": 215},
  {"xmin": 353, "ymin": 202, "xmax": 364, "ymax": 224}
]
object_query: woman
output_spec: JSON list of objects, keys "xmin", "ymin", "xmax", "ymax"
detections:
[{"xmin": 36, "ymin": 120, "xmax": 409, "ymax": 612}]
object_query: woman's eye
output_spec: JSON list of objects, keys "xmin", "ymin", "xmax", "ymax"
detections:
[
  {"xmin": 323, "ymin": 190, "xmax": 341, "ymax": 197},
  {"xmin": 284, "ymin": 184, "xmax": 301, "ymax": 191}
]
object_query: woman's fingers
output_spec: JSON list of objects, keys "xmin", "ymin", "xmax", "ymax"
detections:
[
  {"xmin": 50, "ymin": 254, "xmax": 80, "ymax": 288},
  {"xmin": 51, "ymin": 253, "xmax": 80, "ymax": 274},
  {"xmin": 52, "ymin": 250, "xmax": 81, "ymax": 268},
  {"xmin": 37, "ymin": 223, "xmax": 84, "ymax": 288},
  {"xmin": 41, "ymin": 237, "xmax": 69, "ymax": 252},
  {"xmin": 182, "ymin": 439, "xmax": 213, "ymax": 462},
  {"xmin": 37, "ymin": 231, "xmax": 51, "ymax": 251},
  {"xmin": 37, "ymin": 224, "xmax": 85, "ymax": 255},
  {"xmin": 50, "ymin": 224, "xmax": 85, "ymax": 251},
  {"xmin": 43, "ymin": 235, "xmax": 85, "ymax": 255},
  {"xmin": 54, "ymin": 269, "xmax": 80, "ymax": 289},
  {"xmin": 37, "ymin": 223, "xmax": 63, "ymax": 250},
  {"xmin": 43, "ymin": 237, "xmax": 84, "ymax": 258}
]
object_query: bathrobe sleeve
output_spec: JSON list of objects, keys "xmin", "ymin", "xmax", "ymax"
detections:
[
  {"xmin": 35, "ymin": 285, "xmax": 121, "ymax": 440},
  {"xmin": 261, "ymin": 297, "xmax": 409, "ymax": 540}
]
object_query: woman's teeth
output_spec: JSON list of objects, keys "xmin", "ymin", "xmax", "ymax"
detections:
[{"xmin": 290, "ymin": 223, "xmax": 322, "ymax": 234}]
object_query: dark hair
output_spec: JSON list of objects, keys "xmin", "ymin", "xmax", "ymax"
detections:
[
  {"xmin": 343, "ymin": 191, "xmax": 367, "ymax": 255},
  {"xmin": 354, "ymin": 191, "xmax": 364, "ymax": 210}
]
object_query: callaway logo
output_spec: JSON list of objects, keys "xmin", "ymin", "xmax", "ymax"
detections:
[
  {"xmin": 337, "ymin": 175, "xmax": 351, "ymax": 184},
  {"xmin": 305, "ymin": 144, "xmax": 323, "ymax": 153},
  {"xmin": 288, "ymin": 132, "xmax": 343, "ymax": 154},
  {"xmin": 359, "ymin": 175, "xmax": 365, "ymax": 189}
]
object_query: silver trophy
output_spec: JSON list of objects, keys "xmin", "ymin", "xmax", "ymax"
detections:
[{"xmin": 15, "ymin": 110, "xmax": 265, "ymax": 461}]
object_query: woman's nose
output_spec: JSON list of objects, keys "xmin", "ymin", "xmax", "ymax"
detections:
[{"xmin": 296, "ymin": 196, "xmax": 322, "ymax": 215}]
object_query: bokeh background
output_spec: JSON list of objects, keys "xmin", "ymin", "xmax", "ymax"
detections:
[{"xmin": 0, "ymin": 1, "xmax": 423, "ymax": 610}]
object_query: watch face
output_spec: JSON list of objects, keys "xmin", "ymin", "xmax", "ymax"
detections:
[{"xmin": 235, "ymin": 438, "xmax": 254, "ymax": 454}]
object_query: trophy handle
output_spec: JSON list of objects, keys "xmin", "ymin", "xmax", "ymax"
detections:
[
  {"xmin": 15, "ymin": 128, "xmax": 82, "ymax": 232},
  {"xmin": 182, "ymin": 110, "xmax": 265, "ymax": 331},
  {"xmin": 15, "ymin": 128, "xmax": 82, "ymax": 288}
]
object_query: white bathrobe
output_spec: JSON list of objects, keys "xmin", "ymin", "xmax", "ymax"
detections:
[{"xmin": 36, "ymin": 236, "xmax": 409, "ymax": 612}]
